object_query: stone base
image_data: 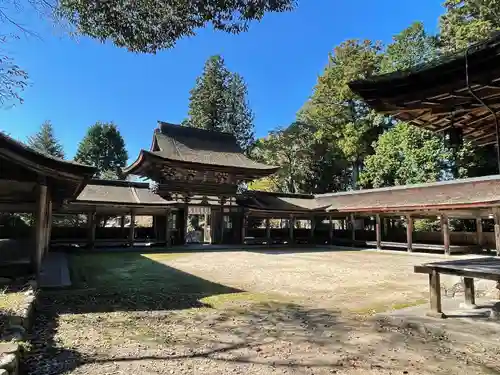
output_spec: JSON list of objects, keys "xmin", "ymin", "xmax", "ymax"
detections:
[{"xmin": 425, "ymin": 311, "xmax": 447, "ymax": 319}]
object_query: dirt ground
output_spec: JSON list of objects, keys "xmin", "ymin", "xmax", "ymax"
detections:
[{"xmin": 24, "ymin": 249, "xmax": 500, "ymax": 375}]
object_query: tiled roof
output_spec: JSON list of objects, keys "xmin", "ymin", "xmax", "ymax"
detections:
[
  {"xmin": 76, "ymin": 179, "xmax": 175, "ymax": 206},
  {"xmin": 237, "ymin": 191, "xmax": 329, "ymax": 212},
  {"xmin": 151, "ymin": 122, "xmax": 279, "ymax": 171},
  {"xmin": 316, "ymin": 175, "xmax": 500, "ymax": 212}
]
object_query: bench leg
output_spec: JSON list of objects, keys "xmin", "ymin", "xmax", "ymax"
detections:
[
  {"xmin": 427, "ymin": 270, "xmax": 446, "ymax": 318},
  {"xmin": 460, "ymin": 277, "xmax": 477, "ymax": 309}
]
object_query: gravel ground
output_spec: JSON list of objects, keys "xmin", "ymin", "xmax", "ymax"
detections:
[{"xmin": 24, "ymin": 249, "xmax": 500, "ymax": 375}]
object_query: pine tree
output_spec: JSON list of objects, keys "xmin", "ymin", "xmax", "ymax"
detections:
[
  {"xmin": 185, "ymin": 55, "xmax": 255, "ymax": 152},
  {"xmin": 225, "ymin": 73, "xmax": 255, "ymax": 152},
  {"xmin": 27, "ymin": 121, "xmax": 65, "ymax": 159},
  {"xmin": 74, "ymin": 122, "xmax": 128, "ymax": 179}
]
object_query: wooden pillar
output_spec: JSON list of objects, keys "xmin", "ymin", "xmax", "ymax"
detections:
[
  {"xmin": 406, "ymin": 214, "xmax": 413, "ymax": 252},
  {"xmin": 219, "ymin": 197, "xmax": 225, "ymax": 245},
  {"xmin": 165, "ymin": 209, "xmax": 171, "ymax": 247},
  {"xmin": 129, "ymin": 211, "xmax": 136, "ymax": 247},
  {"xmin": 427, "ymin": 269, "xmax": 445, "ymax": 318},
  {"xmin": 44, "ymin": 197, "xmax": 52, "ymax": 254},
  {"xmin": 35, "ymin": 183, "xmax": 48, "ymax": 276},
  {"xmin": 441, "ymin": 214, "xmax": 450, "ymax": 256},
  {"xmin": 289, "ymin": 216, "xmax": 295, "ymax": 245},
  {"xmin": 375, "ymin": 214, "xmax": 382, "ymax": 250},
  {"xmin": 309, "ymin": 217, "xmax": 316, "ymax": 244},
  {"xmin": 476, "ymin": 217, "xmax": 483, "ymax": 249},
  {"xmin": 88, "ymin": 212, "xmax": 96, "ymax": 249},
  {"xmin": 241, "ymin": 212, "xmax": 248, "ymax": 244},
  {"xmin": 328, "ymin": 216, "xmax": 334, "ymax": 245},
  {"xmin": 350, "ymin": 213, "xmax": 356, "ymax": 242},
  {"xmin": 265, "ymin": 218, "xmax": 271, "ymax": 246},
  {"xmin": 493, "ymin": 209, "xmax": 500, "ymax": 256},
  {"xmin": 463, "ymin": 277, "xmax": 476, "ymax": 308},
  {"xmin": 203, "ymin": 212, "xmax": 209, "ymax": 244}
]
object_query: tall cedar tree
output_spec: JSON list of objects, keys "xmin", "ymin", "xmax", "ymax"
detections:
[
  {"xmin": 185, "ymin": 55, "xmax": 255, "ymax": 152},
  {"xmin": 57, "ymin": 1, "xmax": 296, "ymax": 53},
  {"xmin": 74, "ymin": 122, "xmax": 128, "ymax": 179},
  {"xmin": 27, "ymin": 121, "xmax": 65, "ymax": 159},
  {"xmin": 302, "ymin": 40, "xmax": 387, "ymax": 189}
]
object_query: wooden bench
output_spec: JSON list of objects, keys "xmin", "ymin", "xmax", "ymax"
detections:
[{"xmin": 415, "ymin": 257, "xmax": 500, "ymax": 318}]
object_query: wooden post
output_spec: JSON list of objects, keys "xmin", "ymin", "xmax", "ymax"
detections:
[
  {"xmin": 129, "ymin": 211, "xmax": 136, "ymax": 247},
  {"xmin": 184, "ymin": 200, "xmax": 190, "ymax": 244},
  {"xmin": 427, "ymin": 269, "xmax": 445, "ymax": 318},
  {"xmin": 219, "ymin": 197, "xmax": 225, "ymax": 245},
  {"xmin": 203, "ymin": 212, "xmax": 209, "ymax": 244},
  {"xmin": 375, "ymin": 214, "xmax": 382, "ymax": 250},
  {"xmin": 329, "ymin": 215, "xmax": 334, "ymax": 245},
  {"xmin": 241, "ymin": 212, "xmax": 248, "ymax": 244},
  {"xmin": 289, "ymin": 216, "xmax": 295, "ymax": 245},
  {"xmin": 476, "ymin": 217, "xmax": 483, "ymax": 249},
  {"xmin": 165, "ymin": 209, "xmax": 171, "ymax": 247},
  {"xmin": 350, "ymin": 213, "xmax": 356, "ymax": 242},
  {"xmin": 265, "ymin": 218, "xmax": 271, "ymax": 246},
  {"xmin": 44, "ymin": 196, "xmax": 52, "ymax": 254},
  {"xmin": 88, "ymin": 212, "xmax": 96, "ymax": 249},
  {"xmin": 406, "ymin": 214, "xmax": 413, "ymax": 252},
  {"xmin": 494, "ymin": 209, "xmax": 500, "ymax": 256},
  {"xmin": 463, "ymin": 277, "xmax": 476, "ymax": 308},
  {"xmin": 441, "ymin": 214, "xmax": 450, "ymax": 256},
  {"xmin": 309, "ymin": 217, "xmax": 316, "ymax": 244},
  {"xmin": 35, "ymin": 183, "xmax": 48, "ymax": 276}
]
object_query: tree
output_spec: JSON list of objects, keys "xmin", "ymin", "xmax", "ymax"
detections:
[
  {"xmin": 381, "ymin": 22, "xmax": 439, "ymax": 73},
  {"xmin": 74, "ymin": 122, "xmax": 128, "ymax": 179},
  {"xmin": 360, "ymin": 123, "xmax": 450, "ymax": 188},
  {"xmin": 440, "ymin": 0, "xmax": 500, "ymax": 52},
  {"xmin": 301, "ymin": 40, "xmax": 388, "ymax": 188},
  {"xmin": 185, "ymin": 55, "xmax": 255, "ymax": 152},
  {"xmin": 56, "ymin": 0, "xmax": 296, "ymax": 53},
  {"xmin": 27, "ymin": 120, "xmax": 65, "ymax": 159}
]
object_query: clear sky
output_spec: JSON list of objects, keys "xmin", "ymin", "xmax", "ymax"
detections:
[{"xmin": 0, "ymin": 1, "xmax": 444, "ymax": 163}]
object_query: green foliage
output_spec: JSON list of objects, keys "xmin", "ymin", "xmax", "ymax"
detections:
[
  {"xmin": 26, "ymin": 121, "xmax": 65, "ymax": 159},
  {"xmin": 440, "ymin": 0, "xmax": 500, "ymax": 52},
  {"xmin": 57, "ymin": 0, "xmax": 296, "ymax": 53},
  {"xmin": 360, "ymin": 123, "xmax": 450, "ymax": 188},
  {"xmin": 74, "ymin": 122, "xmax": 128, "ymax": 179},
  {"xmin": 185, "ymin": 55, "xmax": 255, "ymax": 152},
  {"xmin": 301, "ymin": 40, "xmax": 388, "ymax": 188},
  {"xmin": 381, "ymin": 22, "xmax": 439, "ymax": 73}
]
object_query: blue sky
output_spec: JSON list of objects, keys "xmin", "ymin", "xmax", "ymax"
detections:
[{"xmin": 1, "ymin": 1, "xmax": 444, "ymax": 162}]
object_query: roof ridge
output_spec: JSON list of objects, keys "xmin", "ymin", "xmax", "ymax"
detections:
[{"xmin": 315, "ymin": 175, "xmax": 500, "ymax": 198}]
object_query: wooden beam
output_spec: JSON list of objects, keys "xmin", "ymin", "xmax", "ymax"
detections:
[
  {"xmin": 476, "ymin": 217, "xmax": 483, "ymax": 249},
  {"xmin": 441, "ymin": 214, "xmax": 450, "ymax": 256},
  {"xmin": 289, "ymin": 215, "xmax": 295, "ymax": 245},
  {"xmin": 494, "ymin": 208, "xmax": 500, "ymax": 256},
  {"xmin": 265, "ymin": 218, "xmax": 271, "ymax": 246},
  {"xmin": 406, "ymin": 214, "xmax": 413, "ymax": 252},
  {"xmin": 309, "ymin": 216, "xmax": 316, "ymax": 244},
  {"xmin": 45, "ymin": 197, "xmax": 52, "ymax": 254},
  {"xmin": 241, "ymin": 212, "xmax": 248, "ymax": 244},
  {"xmin": 35, "ymin": 183, "xmax": 48, "ymax": 276},
  {"xmin": 350, "ymin": 213, "xmax": 356, "ymax": 242},
  {"xmin": 165, "ymin": 208, "xmax": 171, "ymax": 247},
  {"xmin": 375, "ymin": 214, "xmax": 382, "ymax": 250},
  {"xmin": 329, "ymin": 215, "xmax": 334, "ymax": 245},
  {"xmin": 88, "ymin": 212, "xmax": 96, "ymax": 249},
  {"xmin": 129, "ymin": 210, "xmax": 136, "ymax": 247}
]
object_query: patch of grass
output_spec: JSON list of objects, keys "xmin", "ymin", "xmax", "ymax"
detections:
[
  {"xmin": 0, "ymin": 291, "xmax": 26, "ymax": 313},
  {"xmin": 351, "ymin": 299, "xmax": 428, "ymax": 317},
  {"xmin": 200, "ymin": 292, "xmax": 283, "ymax": 309}
]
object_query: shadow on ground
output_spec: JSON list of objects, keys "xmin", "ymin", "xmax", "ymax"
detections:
[{"xmin": 23, "ymin": 252, "xmax": 500, "ymax": 375}]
